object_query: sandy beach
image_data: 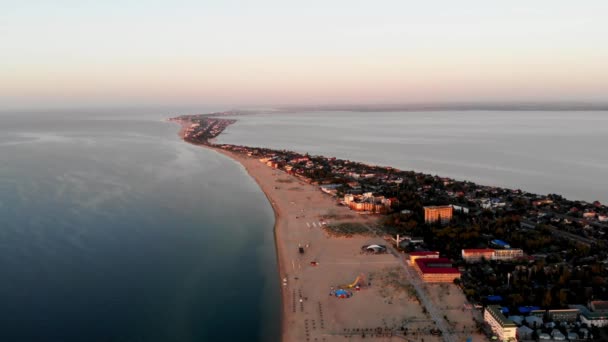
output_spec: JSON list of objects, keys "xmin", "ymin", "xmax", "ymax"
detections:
[
  {"xmin": 216, "ymin": 147, "xmax": 432, "ymax": 341},
  {"xmin": 175, "ymin": 120, "xmax": 484, "ymax": 342}
]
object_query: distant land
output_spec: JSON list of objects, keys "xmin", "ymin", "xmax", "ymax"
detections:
[
  {"xmin": 2, "ymin": 101, "xmax": 608, "ymax": 115},
  {"xmin": 280, "ymin": 102, "xmax": 608, "ymax": 113}
]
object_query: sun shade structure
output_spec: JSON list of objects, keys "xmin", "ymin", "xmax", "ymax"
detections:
[
  {"xmin": 361, "ymin": 244, "xmax": 386, "ymax": 253},
  {"xmin": 334, "ymin": 289, "xmax": 352, "ymax": 298}
]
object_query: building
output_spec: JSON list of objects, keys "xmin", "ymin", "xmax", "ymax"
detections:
[
  {"xmin": 546, "ymin": 308, "xmax": 579, "ymax": 322},
  {"xmin": 423, "ymin": 205, "xmax": 453, "ymax": 224},
  {"xmin": 583, "ymin": 212, "xmax": 597, "ymax": 219},
  {"xmin": 412, "ymin": 257, "xmax": 460, "ymax": 283},
  {"xmin": 320, "ymin": 184, "xmax": 340, "ymax": 197},
  {"xmin": 492, "ymin": 248, "xmax": 524, "ymax": 261},
  {"xmin": 461, "ymin": 248, "xmax": 525, "ymax": 262},
  {"xmin": 452, "ymin": 204, "xmax": 470, "ymax": 214},
  {"xmin": 569, "ymin": 301, "xmax": 608, "ymax": 327},
  {"xmin": 408, "ymin": 251, "xmax": 440, "ymax": 265},
  {"xmin": 462, "ymin": 249, "xmax": 495, "ymax": 262},
  {"xmin": 344, "ymin": 192, "xmax": 394, "ymax": 213},
  {"xmin": 484, "ymin": 305, "xmax": 517, "ymax": 342}
]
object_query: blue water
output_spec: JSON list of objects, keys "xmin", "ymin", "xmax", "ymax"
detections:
[
  {"xmin": 0, "ymin": 111, "xmax": 280, "ymax": 341},
  {"xmin": 217, "ymin": 110, "xmax": 608, "ymax": 203}
]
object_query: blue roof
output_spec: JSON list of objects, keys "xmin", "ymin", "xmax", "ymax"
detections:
[
  {"xmin": 491, "ymin": 239, "xmax": 509, "ymax": 247},
  {"xmin": 518, "ymin": 306, "xmax": 540, "ymax": 314}
]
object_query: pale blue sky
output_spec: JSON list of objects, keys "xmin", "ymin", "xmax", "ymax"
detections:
[{"xmin": 2, "ymin": 1, "xmax": 607, "ymax": 109}]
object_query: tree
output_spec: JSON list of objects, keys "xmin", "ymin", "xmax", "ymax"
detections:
[{"xmin": 542, "ymin": 288, "xmax": 553, "ymax": 307}]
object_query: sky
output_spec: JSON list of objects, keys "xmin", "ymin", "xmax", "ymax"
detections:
[{"xmin": 2, "ymin": 0, "xmax": 608, "ymax": 110}]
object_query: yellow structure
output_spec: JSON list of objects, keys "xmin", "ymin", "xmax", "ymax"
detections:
[
  {"xmin": 462, "ymin": 248, "xmax": 525, "ymax": 262},
  {"xmin": 424, "ymin": 205, "xmax": 453, "ymax": 224},
  {"xmin": 344, "ymin": 193, "xmax": 393, "ymax": 214},
  {"xmin": 462, "ymin": 249, "xmax": 495, "ymax": 262},
  {"xmin": 407, "ymin": 251, "xmax": 440, "ymax": 265},
  {"xmin": 492, "ymin": 248, "xmax": 524, "ymax": 260},
  {"xmin": 412, "ymin": 257, "xmax": 460, "ymax": 283}
]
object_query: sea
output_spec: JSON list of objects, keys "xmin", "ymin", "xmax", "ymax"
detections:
[
  {"xmin": 1, "ymin": 109, "xmax": 607, "ymax": 341},
  {"xmin": 0, "ymin": 110, "xmax": 280, "ymax": 342},
  {"xmin": 217, "ymin": 110, "xmax": 608, "ymax": 204}
]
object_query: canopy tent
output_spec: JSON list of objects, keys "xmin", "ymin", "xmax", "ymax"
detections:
[
  {"xmin": 508, "ymin": 315, "xmax": 524, "ymax": 325},
  {"xmin": 517, "ymin": 325, "xmax": 533, "ymax": 339},
  {"xmin": 362, "ymin": 244, "xmax": 386, "ymax": 253},
  {"xmin": 334, "ymin": 289, "xmax": 352, "ymax": 298},
  {"xmin": 525, "ymin": 315, "xmax": 543, "ymax": 327}
]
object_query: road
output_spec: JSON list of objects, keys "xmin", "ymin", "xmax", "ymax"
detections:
[{"xmin": 363, "ymin": 223, "xmax": 458, "ymax": 342}]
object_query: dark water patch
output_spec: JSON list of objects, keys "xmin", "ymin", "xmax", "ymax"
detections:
[{"xmin": 0, "ymin": 113, "xmax": 279, "ymax": 341}]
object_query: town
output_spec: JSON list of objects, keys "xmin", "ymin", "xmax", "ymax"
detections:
[{"xmin": 171, "ymin": 113, "xmax": 608, "ymax": 341}]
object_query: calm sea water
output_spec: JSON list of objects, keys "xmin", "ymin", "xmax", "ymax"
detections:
[
  {"xmin": 0, "ymin": 111, "xmax": 280, "ymax": 341},
  {"xmin": 217, "ymin": 111, "xmax": 608, "ymax": 203}
]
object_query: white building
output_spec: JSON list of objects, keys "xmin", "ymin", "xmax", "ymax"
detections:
[
  {"xmin": 570, "ymin": 302, "xmax": 608, "ymax": 327},
  {"xmin": 484, "ymin": 305, "xmax": 517, "ymax": 342}
]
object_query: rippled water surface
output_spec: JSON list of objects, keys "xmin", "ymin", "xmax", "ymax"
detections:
[
  {"xmin": 218, "ymin": 111, "xmax": 608, "ymax": 203},
  {"xmin": 0, "ymin": 111, "xmax": 280, "ymax": 341}
]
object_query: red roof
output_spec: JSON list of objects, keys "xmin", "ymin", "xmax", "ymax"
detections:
[
  {"xmin": 409, "ymin": 251, "xmax": 440, "ymax": 256},
  {"xmin": 462, "ymin": 249, "xmax": 494, "ymax": 254},
  {"xmin": 415, "ymin": 258, "xmax": 460, "ymax": 274}
]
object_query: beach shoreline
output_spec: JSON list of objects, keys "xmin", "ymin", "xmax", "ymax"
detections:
[
  {"xmin": 212, "ymin": 146, "xmax": 290, "ymax": 342},
  {"xmin": 172, "ymin": 119, "xmax": 484, "ymax": 342},
  {"xmin": 173, "ymin": 119, "xmax": 290, "ymax": 341}
]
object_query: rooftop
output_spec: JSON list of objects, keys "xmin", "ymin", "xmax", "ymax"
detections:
[
  {"xmin": 415, "ymin": 258, "xmax": 460, "ymax": 274},
  {"xmin": 423, "ymin": 205, "xmax": 453, "ymax": 210},
  {"xmin": 591, "ymin": 300, "xmax": 608, "ymax": 312},
  {"xmin": 462, "ymin": 249, "xmax": 495, "ymax": 254},
  {"xmin": 486, "ymin": 305, "xmax": 517, "ymax": 328},
  {"xmin": 409, "ymin": 251, "xmax": 440, "ymax": 256}
]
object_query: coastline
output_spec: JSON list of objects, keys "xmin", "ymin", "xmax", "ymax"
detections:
[
  {"xmin": 211, "ymin": 146, "xmax": 290, "ymax": 342},
  {"xmin": 173, "ymin": 119, "xmax": 484, "ymax": 342},
  {"xmin": 174, "ymin": 120, "xmax": 289, "ymax": 341}
]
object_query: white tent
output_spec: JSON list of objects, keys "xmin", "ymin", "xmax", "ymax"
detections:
[
  {"xmin": 508, "ymin": 315, "xmax": 524, "ymax": 326},
  {"xmin": 516, "ymin": 325, "xmax": 533, "ymax": 339},
  {"xmin": 525, "ymin": 315, "xmax": 543, "ymax": 327},
  {"xmin": 551, "ymin": 329, "xmax": 565, "ymax": 340},
  {"xmin": 364, "ymin": 244, "xmax": 386, "ymax": 253}
]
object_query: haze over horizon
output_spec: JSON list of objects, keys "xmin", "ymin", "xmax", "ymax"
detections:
[{"xmin": 3, "ymin": 1, "xmax": 608, "ymax": 110}]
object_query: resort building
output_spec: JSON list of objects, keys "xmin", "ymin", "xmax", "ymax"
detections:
[
  {"xmin": 570, "ymin": 301, "xmax": 608, "ymax": 327},
  {"xmin": 461, "ymin": 248, "xmax": 525, "ymax": 262},
  {"xmin": 462, "ymin": 249, "xmax": 495, "ymax": 262},
  {"xmin": 412, "ymin": 257, "xmax": 460, "ymax": 283},
  {"xmin": 407, "ymin": 251, "xmax": 440, "ymax": 265},
  {"xmin": 484, "ymin": 305, "xmax": 517, "ymax": 342},
  {"xmin": 492, "ymin": 248, "xmax": 524, "ymax": 261},
  {"xmin": 344, "ymin": 192, "xmax": 394, "ymax": 213},
  {"xmin": 423, "ymin": 205, "xmax": 453, "ymax": 224},
  {"xmin": 546, "ymin": 308, "xmax": 580, "ymax": 322}
]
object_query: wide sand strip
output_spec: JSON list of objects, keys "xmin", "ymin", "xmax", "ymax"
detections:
[{"xmin": 175, "ymin": 120, "xmax": 484, "ymax": 341}]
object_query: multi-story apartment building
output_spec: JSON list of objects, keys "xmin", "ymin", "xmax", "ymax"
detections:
[
  {"xmin": 484, "ymin": 305, "xmax": 516, "ymax": 342},
  {"xmin": 423, "ymin": 205, "xmax": 453, "ymax": 224}
]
